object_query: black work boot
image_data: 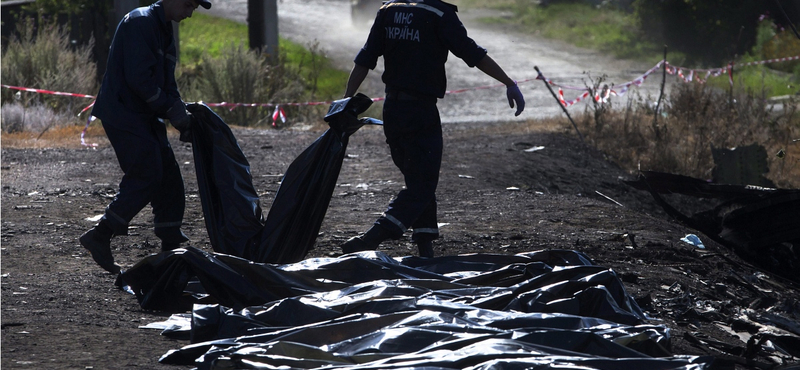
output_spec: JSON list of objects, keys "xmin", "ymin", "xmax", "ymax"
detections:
[
  {"xmin": 416, "ymin": 239, "xmax": 434, "ymax": 258},
  {"xmin": 161, "ymin": 241, "xmax": 183, "ymax": 252},
  {"xmin": 158, "ymin": 229, "xmax": 190, "ymax": 252},
  {"xmin": 161, "ymin": 230, "xmax": 189, "ymax": 252},
  {"xmin": 341, "ymin": 225, "xmax": 393, "ymax": 254},
  {"xmin": 79, "ymin": 221, "xmax": 121, "ymax": 274}
]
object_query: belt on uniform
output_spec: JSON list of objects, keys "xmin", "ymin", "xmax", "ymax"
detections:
[{"xmin": 385, "ymin": 91, "xmax": 437, "ymax": 103}]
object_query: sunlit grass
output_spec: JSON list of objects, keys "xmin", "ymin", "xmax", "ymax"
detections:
[
  {"xmin": 1, "ymin": 124, "xmax": 109, "ymax": 149},
  {"xmin": 704, "ymin": 61, "xmax": 800, "ymax": 98},
  {"xmin": 465, "ymin": 1, "xmax": 796, "ymax": 98},
  {"xmin": 180, "ymin": 12, "xmax": 249, "ymax": 63},
  {"xmin": 472, "ymin": 2, "xmax": 664, "ymax": 62},
  {"xmin": 180, "ymin": 13, "xmax": 348, "ymax": 101}
]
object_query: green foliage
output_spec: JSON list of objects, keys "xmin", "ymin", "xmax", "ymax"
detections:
[
  {"xmin": 703, "ymin": 17, "xmax": 800, "ymax": 98},
  {"xmin": 178, "ymin": 13, "xmax": 250, "ymax": 66},
  {"xmin": 756, "ymin": 21, "xmax": 800, "ymax": 74},
  {"xmin": 1, "ymin": 19, "xmax": 98, "ymax": 114},
  {"xmin": 632, "ymin": 0, "xmax": 766, "ymax": 66},
  {"xmin": 281, "ymin": 40, "xmax": 350, "ymax": 101},
  {"xmin": 180, "ymin": 43, "xmax": 304, "ymax": 127},
  {"xmin": 23, "ymin": 0, "xmax": 107, "ymax": 16},
  {"xmin": 477, "ymin": 1, "xmax": 665, "ymax": 62},
  {"xmin": 178, "ymin": 13, "xmax": 349, "ymax": 126}
]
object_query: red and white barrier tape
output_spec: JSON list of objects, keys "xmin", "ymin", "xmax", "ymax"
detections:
[
  {"xmin": 1, "ymin": 84, "xmax": 96, "ymax": 99},
  {"xmin": 4, "ymin": 54, "xmax": 798, "ymax": 129},
  {"xmin": 737, "ymin": 55, "xmax": 800, "ymax": 67},
  {"xmin": 2, "ymin": 84, "xmax": 99, "ymax": 146},
  {"xmin": 542, "ymin": 54, "xmax": 799, "ymax": 107}
]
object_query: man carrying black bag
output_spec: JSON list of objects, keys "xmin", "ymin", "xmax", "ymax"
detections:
[{"xmin": 80, "ymin": 0, "xmax": 210, "ymax": 274}]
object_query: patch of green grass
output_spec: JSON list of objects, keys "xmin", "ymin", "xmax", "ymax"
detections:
[
  {"xmin": 467, "ymin": 1, "xmax": 796, "ymax": 98},
  {"xmin": 180, "ymin": 13, "xmax": 249, "ymax": 63},
  {"xmin": 180, "ymin": 13, "xmax": 347, "ymax": 101},
  {"xmin": 280, "ymin": 40, "xmax": 349, "ymax": 100},
  {"xmin": 500, "ymin": 3, "xmax": 662, "ymax": 62},
  {"xmin": 706, "ymin": 63, "xmax": 799, "ymax": 98}
]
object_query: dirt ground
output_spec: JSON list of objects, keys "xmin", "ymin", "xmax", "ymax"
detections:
[{"xmin": 2, "ymin": 118, "xmax": 799, "ymax": 369}]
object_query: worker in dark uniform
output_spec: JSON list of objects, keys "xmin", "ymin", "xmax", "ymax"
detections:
[
  {"xmin": 79, "ymin": 0, "xmax": 211, "ymax": 274},
  {"xmin": 341, "ymin": 0, "xmax": 525, "ymax": 257}
]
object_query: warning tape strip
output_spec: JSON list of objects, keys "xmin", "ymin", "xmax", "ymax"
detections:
[
  {"xmin": 3, "ymin": 54, "xmax": 799, "ymax": 138},
  {"xmin": 542, "ymin": 55, "xmax": 799, "ymax": 107},
  {"xmin": 1, "ymin": 84, "xmax": 96, "ymax": 99}
]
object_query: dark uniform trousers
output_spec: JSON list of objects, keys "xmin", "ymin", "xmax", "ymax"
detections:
[
  {"xmin": 102, "ymin": 119, "xmax": 186, "ymax": 243},
  {"xmin": 376, "ymin": 96, "xmax": 443, "ymax": 243}
]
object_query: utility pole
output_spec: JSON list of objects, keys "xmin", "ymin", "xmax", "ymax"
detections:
[{"xmin": 248, "ymin": 0, "xmax": 279, "ymax": 63}]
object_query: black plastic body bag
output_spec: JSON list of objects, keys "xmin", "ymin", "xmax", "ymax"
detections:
[
  {"xmin": 112, "ymin": 97, "xmax": 722, "ymax": 370},
  {"xmin": 185, "ymin": 94, "xmax": 377, "ymax": 263}
]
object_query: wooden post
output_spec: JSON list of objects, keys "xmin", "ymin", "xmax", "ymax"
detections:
[
  {"xmin": 653, "ymin": 45, "xmax": 667, "ymax": 140},
  {"xmin": 248, "ymin": 0, "xmax": 279, "ymax": 62},
  {"xmin": 534, "ymin": 66, "xmax": 584, "ymax": 143}
]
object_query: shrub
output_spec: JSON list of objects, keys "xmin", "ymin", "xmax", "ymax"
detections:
[
  {"xmin": 1, "ymin": 101, "xmax": 74, "ymax": 134},
  {"xmin": 757, "ymin": 20, "xmax": 800, "ymax": 74},
  {"xmin": 179, "ymin": 43, "xmax": 305, "ymax": 127},
  {"xmin": 577, "ymin": 83, "xmax": 800, "ymax": 188},
  {"xmin": 1, "ymin": 18, "xmax": 98, "ymax": 115}
]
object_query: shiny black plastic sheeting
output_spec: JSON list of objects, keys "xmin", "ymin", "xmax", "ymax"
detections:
[
  {"xmin": 185, "ymin": 93, "xmax": 377, "ymax": 263},
  {"xmin": 625, "ymin": 171, "xmax": 800, "ymax": 284},
  {"xmin": 185, "ymin": 103, "xmax": 263, "ymax": 260},
  {"xmin": 122, "ymin": 249, "xmax": 716, "ymax": 369}
]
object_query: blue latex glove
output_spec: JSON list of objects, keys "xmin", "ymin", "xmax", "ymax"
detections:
[{"xmin": 506, "ymin": 82, "xmax": 525, "ymax": 116}]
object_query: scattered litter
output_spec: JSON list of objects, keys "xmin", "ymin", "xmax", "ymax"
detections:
[
  {"xmin": 523, "ymin": 146, "xmax": 545, "ymax": 152},
  {"xmin": 139, "ymin": 313, "xmax": 191, "ymax": 333},
  {"xmin": 681, "ymin": 234, "xmax": 706, "ymax": 249},
  {"xmin": 506, "ymin": 186, "xmax": 520, "ymax": 191},
  {"xmin": 85, "ymin": 214, "xmax": 103, "ymax": 222},
  {"xmin": 13, "ymin": 205, "xmax": 42, "ymax": 210},
  {"xmin": 355, "ymin": 183, "xmax": 369, "ymax": 190},
  {"xmin": 458, "ymin": 174, "xmax": 474, "ymax": 179},
  {"xmin": 595, "ymin": 190, "xmax": 623, "ymax": 207}
]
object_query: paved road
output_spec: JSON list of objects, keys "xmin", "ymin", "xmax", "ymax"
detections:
[{"xmin": 204, "ymin": 0, "xmax": 664, "ymax": 123}]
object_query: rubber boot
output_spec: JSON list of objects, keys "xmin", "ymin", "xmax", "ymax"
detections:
[
  {"xmin": 160, "ymin": 230, "xmax": 190, "ymax": 252},
  {"xmin": 416, "ymin": 239, "xmax": 434, "ymax": 258},
  {"xmin": 341, "ymin": 225, "xmax": 393, "ymax": 254},
  {"xmin": 161, "ymin": 240, "xmax": 186, "ymax": 252},
  {"xmin": 79, "ymin": 220, "xmax": 121, "ymax": 274}
]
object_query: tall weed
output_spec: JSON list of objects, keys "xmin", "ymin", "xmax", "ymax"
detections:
[
  {"xmin": 1, "ymin": 102, "xmax": 74, "ymax": 134},
  {"xmin": 179, "ymin": 43, "xmax": 305, "ymax": 127},
  {"xmin": 578, "ymin": 83, "xmax": 799, "ymax": 188},
  {"xmin": 1, "ymin": 19, "xmax": 97, "ymax": 115}
]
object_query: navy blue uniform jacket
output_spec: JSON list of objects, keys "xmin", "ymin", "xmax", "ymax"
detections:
[
  {"xmin": 354, "ymin": 0, "xmax": 487, "ymax": 98},
  {"xmin": 92, "ymin": 2, "xmax": 180, "ymax": 133}
]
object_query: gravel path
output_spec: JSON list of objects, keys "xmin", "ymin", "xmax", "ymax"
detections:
[{"xmin": 204, "ymin": 0, "xmax": 665, "ymax": 123}]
